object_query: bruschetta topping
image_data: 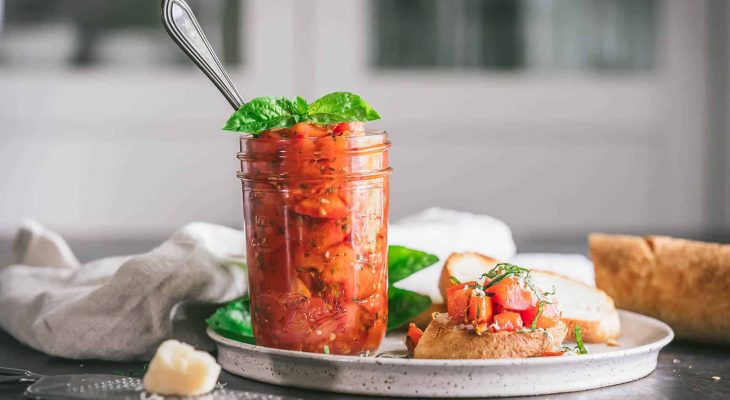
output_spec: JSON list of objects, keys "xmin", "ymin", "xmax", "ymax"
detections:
[
  {"xmin": 405, "ymin": 323, "xmax": 424, "ymax": 354},
  {"xmin": 446, "ymin": 263, "xmax": 563, "ymax": 336}
]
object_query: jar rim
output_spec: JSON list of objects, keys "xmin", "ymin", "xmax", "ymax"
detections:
[{"xmin": 238, "ymin": 129, "xmax": 387, "ymax": 142}]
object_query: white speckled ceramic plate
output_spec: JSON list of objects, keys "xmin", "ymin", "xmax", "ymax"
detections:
[{"xmin": 209, "ymin": 310, "xmax": 673, "ymax": 398}]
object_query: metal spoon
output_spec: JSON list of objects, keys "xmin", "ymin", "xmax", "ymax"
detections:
[{"xmin": 160, "ymin": 0, "xmax": 244, "ymax": 110}]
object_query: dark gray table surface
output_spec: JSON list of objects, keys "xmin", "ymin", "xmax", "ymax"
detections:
[{"xmin": 0, "ymin": 239, "xmax": 729, "ymax": 400}]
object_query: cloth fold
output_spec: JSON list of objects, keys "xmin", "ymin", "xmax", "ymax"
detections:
[
  {"xmin": 0, "ymin": 208, "xmax": 593, "ymax": 361},
  {"xmin": 0, "ymin": 222, "xmax": 247, "ymax": 361}
]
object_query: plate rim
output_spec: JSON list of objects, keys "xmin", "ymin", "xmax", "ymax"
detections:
[{"xmin": 208, "ymin": 309, "xmax": 674, "ymax": 366}]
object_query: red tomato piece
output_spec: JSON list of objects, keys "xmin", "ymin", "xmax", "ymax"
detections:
[
  {"xmin": 485, "ymin": 276, "xmax": 534, "ymax": 311},
  {"xmin": 292, "ymin": 122, "xmax": 329, "ymax": 138},
  {"xmin": 291, "ymin": 218, "xmax": 348, "ymax": 250},
  {"xmin": 467, "ymin": 295, "xmax": 494, "ymax": 324},
  {"xmin": 355, "ymin": 262, "xmax": 378, "ymax": 299},
  {"xmin": 294, "ymin": 194, "xmax": 349, "ymax": 219},
  {"xmin": 520, "ymin": 301, "xmax": 560, "ymax": 329},
  {"xmin": 333, "ymin": 122, "xmax": 351, "ymax": 135},
  {"xmin": 405, "ymin": 323, "xmax": 424, "ymax": 354},
  {"xmin": 491, "ymin": 312, "xmax": 524, "ymax": 332},
  {"xmin": 358, "ymin": 291, "xmax": 386, "ymax": 315},
  {"xmin": 446, "ymin": 281, "xmax": 476, "ymax": 322},
  {"xmin": 321, "ymin": 245, "xmax": 357, "ymax": 298},
  {"xmin": 364, "ymin": 319, "xmax": 387, "ymax": 351}
]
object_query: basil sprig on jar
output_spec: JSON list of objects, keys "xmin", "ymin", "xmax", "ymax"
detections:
[{"xmin": 223, "ymin": 92, "xmax": 381, "ymax": 135}]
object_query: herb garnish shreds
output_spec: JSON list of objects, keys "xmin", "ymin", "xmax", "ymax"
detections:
[
  {"xmin": 561, "ymin": 326, "xmax": 589, "ymax": 355},
  {"xmin": 206, "ymin": 245, "xmax": 438, "ymax": 345},
  {"xmin": 223, "ymin": 92, "xmax": 381, "ymax": 135},
  {"xmin": 481, "ymin": 263, "xmax": 556, "ymax": 331},
  {"xmin": 575, "ymin": 326, "xmax": 588, "ymax": 354}
]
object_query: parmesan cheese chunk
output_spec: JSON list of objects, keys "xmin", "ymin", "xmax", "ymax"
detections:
[{"xmin": 143, "ymin": 339, "xmax": 221, "ymax": 396}]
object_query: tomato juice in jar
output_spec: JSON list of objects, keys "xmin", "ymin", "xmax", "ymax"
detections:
[{"xmin": 237, "ymin": 122, "xmax": 391, "ymax": 354}]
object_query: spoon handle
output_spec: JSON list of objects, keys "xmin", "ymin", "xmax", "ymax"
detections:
[{"xmin": 161, "ymin": 0, "xmax": 244, "ymax": 110}]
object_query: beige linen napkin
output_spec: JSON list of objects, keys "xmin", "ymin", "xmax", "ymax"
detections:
[{"xmin": 0, "ymin": 221, "xmax": 247, "ymax": 361}]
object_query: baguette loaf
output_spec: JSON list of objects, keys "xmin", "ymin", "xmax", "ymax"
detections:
[{"xmin": 589, "ymin": 233, "xmax": 730, "ymax": 344}]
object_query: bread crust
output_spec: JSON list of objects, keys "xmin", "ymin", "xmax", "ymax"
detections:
[
  {"xmin": 590, "ymin": 233, "xmax": 730, "ymax": 344},
  {"xmin": 414, "ymin": 316, "xmax": 568, "ymax": 359},
  {"xmin": 438, "ymin": 252, "xmax": 499, "ymax": 301}
]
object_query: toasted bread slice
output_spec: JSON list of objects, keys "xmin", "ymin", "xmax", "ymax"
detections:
[
  {"xmin": 414, "ymin": 314, "xmax": 568, "ymax": 359},
  {"xmin": 530, "ymin": 270, "xmax": 620, "ymax": 342},
  {"xmin": 437, "ymin": 251, "xmax": 620, "ymax": 343},
  {"xmin": 439, "ymin": 252, "xmax": 499, "ymax": 301}
]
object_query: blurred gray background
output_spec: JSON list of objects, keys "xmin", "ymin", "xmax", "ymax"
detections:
[{"xmin": 1, "ymin": 0, "xmax": 729, "ymax": 253}]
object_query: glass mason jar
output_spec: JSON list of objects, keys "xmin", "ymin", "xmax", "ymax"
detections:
[{"xmin": 237, "ymin": 130, "xmax": 391, "ymax": 355}]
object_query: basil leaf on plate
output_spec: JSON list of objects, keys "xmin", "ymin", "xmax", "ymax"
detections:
[
  {"xmin": 206, "ymin": 298, "xmax": 255, "ymax": 345},
  {"xmin": 387, "ymin": 286, "xmax": 432, "ymax": 331},
  {"xmin": 388, "ymin": 245, "xmax": 439, "ymax": 283},
  {"xmin": 307, "ymin": 92, "xmax": 381, "ymax": 124}
]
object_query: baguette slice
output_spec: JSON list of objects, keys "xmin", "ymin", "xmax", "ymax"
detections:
[
  {"xmin": 414, "ymin": 314, "xmax": 568, "ymax": 359},
  {"xmin": 438, "ymin": 252, "xmax": 620, "ymax": 342},
  {"xmin": 530, "ymin": 270, "xmax": 620, "ymax": 342},
  {"xmin": 439, "ymin": 252, "xmax": 499, "ymax": 301}
]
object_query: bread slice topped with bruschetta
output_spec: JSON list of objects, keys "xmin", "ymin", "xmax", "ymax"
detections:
[
  {"xmin": 438, "ymin": 252, "xmax": 621, "ymax": 343},
  {"xmin": 409, "ymin": 262, "xmax": 570, "ymax": 359}
]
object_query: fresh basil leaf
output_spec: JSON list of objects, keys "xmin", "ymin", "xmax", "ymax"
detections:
[
  {"xmin": 388, "ymin": 245, "xmax": 439, "ymax": 283},
  {"xmin": 206, "ymin": 298, "xmax": 255, "ymax": 345},
  {"xmin": 294, "ymin": 96, "xmax": 309, "ymax": 116},
  {"xmin": 222, "ymin": 96, "xmax": 299, "ymax": 134},
  {"xmin": 307, "ymin": 92, "xmax": 381, "ymax": 124},
  {"xmin": 387, "ymin": 287, "xmax": 432, "ymax": 330}
]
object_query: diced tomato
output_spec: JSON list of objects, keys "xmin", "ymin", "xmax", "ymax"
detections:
[
  {"xmin": 405, "ymin": 323, "xmax": 424, "ymax": 354},
  {"xmin": 358, "ymin": 291, "xmax": 385, "ymax": 314},
  {"xmin": 316, "ymin": 135, "xmax": 347, "ymax": 159},
  {"xmin": 333, "ymin": 122, "xmax": 351, "ymax": 135},
  {"xmin": 365, "ymin": 319, "xmax": 387, "ymax": 350},
  {"xmin": 519, "ymin": 301, "xmax": 560, "ymax": 329},
  {"xmin": 294, "ymin": 194, "xmax": 349, "ymax": 219},
  {"xmin": 491, "ymin": 312, "xmax": 523, "ymax": 332},
  {"xmin": 355, "ymin": 262, "xmax": 378, "ymax": 299},
  {"xmin": 321, "ymin": 244, "xmax": 356, "ymax": 281},
  {"xmin": 467, "ymin": 295, "xmax": 494, "ymax": 324},
  {"xmin": 320, "ymin": 244, "xmax": 364, "ymax": 299},
  {"xmin": 446, "ymin": 281, "xmax": 476, "ymax": 322},
  {"xmin": 485, "ymin": 276, "xmax": 534, "ymax": 311},
  {"xmin": 281, "ymin": 138, "xmax": 317, "ymax": 174},
  {"xmin": 291, "ymin": 218, "xmax": 348, "ymax": 250},
  {"xmin": 291, "ymin": 122, "xmax": 329, "ymax": 138}
]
